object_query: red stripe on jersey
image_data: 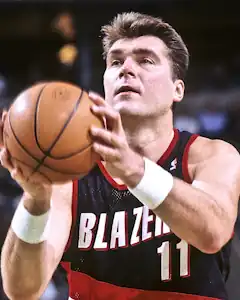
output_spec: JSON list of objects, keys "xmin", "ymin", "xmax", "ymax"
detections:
[
  {"xmin": 98, "ymin": 128, "xmax": 180, "ymax": 190},
  {"xmin": 157, "ymin": 128, "xmax": 179, "ymax": 165},
  {"xmin": 182, "ymin": 134, "xmax": 199, "ymax": 183},
  {"xmin": 181, "ymin": 134, "xmax": 235, "ymax": 239},
  {"xmin": 61, "ymin": 261, "xmax": 70, "ymax": 272},
  {"xmin": 98, "ymin": 161, "xmax": 127, "ymax": 190},
  {"xmin": 67, "ymin": 270, "xmax": 219, "ymax": 300}
]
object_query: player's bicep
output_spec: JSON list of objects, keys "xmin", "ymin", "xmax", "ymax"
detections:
[
  {"xmin": 192, "ymin": 141, "xmax": 240, "ymax": 218},
  {"xmin": 46, "ymin": 182, "xmax": 72, "ymax": 273}
]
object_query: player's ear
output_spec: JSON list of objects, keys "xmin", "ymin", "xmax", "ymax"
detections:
[{"xmin": 173, "ymin": 80, "xmax": 184, "ymax": 103}]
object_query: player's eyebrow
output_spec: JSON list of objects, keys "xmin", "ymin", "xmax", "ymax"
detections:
[{"xmin": 108, "ymin": 47, "xmax": 160, "ymax": 61}]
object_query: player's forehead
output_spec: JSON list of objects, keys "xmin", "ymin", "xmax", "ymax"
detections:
[{"xmin": 107, "ymin": 35, "xmax": 169, "ymax": 59}]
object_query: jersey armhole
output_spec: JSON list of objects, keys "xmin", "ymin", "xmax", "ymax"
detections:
[{"xmin": 182, "ymin": 134, "xmax": 199, "ymax": 184}]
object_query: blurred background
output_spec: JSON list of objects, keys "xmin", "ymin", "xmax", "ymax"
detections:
[{"xmin": 0, "ymin": 0, "xmax": 240, "ymax": 299}]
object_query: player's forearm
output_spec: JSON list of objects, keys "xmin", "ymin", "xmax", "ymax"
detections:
[
  {"xmin": 1, "ymin": 230, "xmax": 54, "ymax": 299},
  {"xmin": 1, "ymin": 196, "xmax": 53, "ymax": 299},
  {"xmin": 154, "ymin": 178, "xmax": 234, "ymax": 253}
]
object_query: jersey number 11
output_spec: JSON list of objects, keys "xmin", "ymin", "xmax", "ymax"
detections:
[{"xmin": 157, "ymin": 240, "xmax": 190, "ymax": 281}]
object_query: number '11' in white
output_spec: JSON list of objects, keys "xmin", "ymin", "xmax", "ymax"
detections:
[{"xmin": 157, "ymin": 240, "xmax": 190, "ymax": 281}]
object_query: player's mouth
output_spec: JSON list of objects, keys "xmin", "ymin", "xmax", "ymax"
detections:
[{"xmin": 114, "ymin": 85, "xmax": 140, "ymax": 96}]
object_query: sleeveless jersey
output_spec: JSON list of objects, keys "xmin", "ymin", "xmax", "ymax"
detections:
[{"xmin": 61, "ymin": 129, "xmax": 231, "ymax": 300}]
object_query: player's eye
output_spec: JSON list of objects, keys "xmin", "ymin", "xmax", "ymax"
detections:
[
  {"xmin": 140, "ymin": 57, "xmax": 155, "ymax": 65},
  {"xmin": 111, "ymin": 59, "xmax": 122, "ymax": 66}
]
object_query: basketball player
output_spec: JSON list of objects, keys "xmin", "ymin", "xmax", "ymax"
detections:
[{"xmin": 1, "ymin": 12, "xmax": 240, "ymax": 300}]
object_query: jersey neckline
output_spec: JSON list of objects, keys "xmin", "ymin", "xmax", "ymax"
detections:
[{"xmin": 97, "ymin": 128, "xmax": 179, "ymax": 191}]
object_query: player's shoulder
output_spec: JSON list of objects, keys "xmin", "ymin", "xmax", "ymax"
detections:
[{"xmin": 188, "ymin": 135, "xmax": 240, "ymax": 165}]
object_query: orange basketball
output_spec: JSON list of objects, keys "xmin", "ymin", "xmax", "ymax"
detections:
[{"xmin": 3, "ymin": 82, "xmax": 104, "ymax": 184}]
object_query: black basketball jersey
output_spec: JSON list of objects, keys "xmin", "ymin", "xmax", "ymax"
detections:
[{"xmin": 62, "ymin": 129, "xmax": 231, "ymax": 300}]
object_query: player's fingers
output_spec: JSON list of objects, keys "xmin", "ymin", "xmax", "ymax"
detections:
[
  {"xmin": 0, "ymin": 126, "xmax": 3, "ymax": 148},
  {"xmin": 0, "ymin": 148, "xmax": 14, "ymax": 171},
  {"xmin": 92, "ymin": 142, "xmax": 121, "ymax": 162},
  {"xmin": 91, "ymin": 105, "xmax": 122, "ymax": 132},
  {"xmin": 12, "ymin": 161, "xmax": 51, "ymax": 185},
  {"xmin": 1, "ymin": 110, "xmax": 7, "ymax": 123},
  {"xmin": 89, "ymin": 91, "xmax": 107, "ymax": 107},
  {"xmin": 90, "ymin": 127, "xmax": 122, "ymax": 148},
  {"xmin": 91, "ymin": 105, "xmax": 118, "ymax": 120},
  {"xmin": 0, "ymin": 111, "xmax": 7, "ymax": 147},
  {"xmin": 10, "ymin": 167, "xmax": 24, "ymax": 183},
  {"xmin": 0, "ymin": 148, "xmax": 27, "ymax": 185},
  {"xmin": 89, "ymin": 91, "xmax": 124, "ymax": 133}
]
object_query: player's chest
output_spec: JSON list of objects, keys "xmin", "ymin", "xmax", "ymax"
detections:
[
  {"xmin": 77, "ymin": 205, "xmax": 177, "ymax": 250},
  {"xmin": 75, "ymin": 175, "xmax": 182, "ymax": 251},
  {"xmin": 72, "ymin": 205, "xmax": 191, "ymax": 282}
]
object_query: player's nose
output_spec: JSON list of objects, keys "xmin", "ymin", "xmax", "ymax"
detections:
[{"xmin": 119, "ymin": 57, "xmax": 137, "ymax": 79}]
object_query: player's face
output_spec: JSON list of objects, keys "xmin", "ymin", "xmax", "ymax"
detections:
[{"xmin": 103, "ymin": 35, "xmax": 184, "ymax": 118}]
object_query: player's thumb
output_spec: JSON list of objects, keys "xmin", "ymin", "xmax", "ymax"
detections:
[{"xmin": 0, "ymin": 110, "xmax": 7, "ymax": 147}]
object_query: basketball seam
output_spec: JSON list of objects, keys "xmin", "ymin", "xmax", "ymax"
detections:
[
  {"xmin": 9, "ymin": 156, "xmax": 52, "ymax": 184},
  {"xmin": 9, "ymin": 107, "xmax": 44, "ymax": 167},
  {"xmin": 32, "ymin": 86, "xmax": 84, "ymax": 175},
  {"xmin": 34, "ymin": 83, "xmax": 49, "ymax": 153},
  {"xmin": 43, "ymin": 141, "xmax": 93, "ymax": 160},
  {"xmin": 8, "ymin": 114, "xmax": 94, "ymax": 174},
  {"xmin": 34, "ymin": 88, "xmax": 84, "ymax": 157},
  {"xmin": 8, "ymin": 87, "xmax": 92, "ymax": 175}
]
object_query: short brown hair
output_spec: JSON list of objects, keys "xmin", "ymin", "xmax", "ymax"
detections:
[{"xmin": 101, "ymin": 12, "xmax": 189, "ymax": 80}]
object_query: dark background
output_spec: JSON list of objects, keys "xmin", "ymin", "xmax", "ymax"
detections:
[{"xmin": 0, "ymin": 0, "xmax": 240, "ymax": 299}]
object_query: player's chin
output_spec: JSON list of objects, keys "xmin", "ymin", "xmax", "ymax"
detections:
[
  {"xmin": 114, "ymin": 94, "xmax": 154, "ymax": 118},
  {"xmin": 113, "ymin": 102, "xmax": 146, "ymax": 117}
]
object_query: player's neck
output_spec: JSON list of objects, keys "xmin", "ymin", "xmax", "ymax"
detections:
[
  {"xmin": 122, "ymin": 111, "xmax": 174, "ymax": 163},
  {"xmin": 102, "ymin": 112, "xmax": 174, "ymax": 185}
]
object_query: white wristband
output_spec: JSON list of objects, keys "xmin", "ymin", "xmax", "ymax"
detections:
[
  {"xmin": 128, "ymin": 157, "xmax": 174, "ymax": 210},
  {"xmin": 11, "ymin": 201, "xmax": 50, "ymax": 244}
]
